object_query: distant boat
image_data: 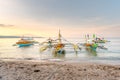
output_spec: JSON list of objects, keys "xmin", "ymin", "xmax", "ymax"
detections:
[{"xmin": 16, "ymin": 36, "xmax": 36, "ymax": 47}]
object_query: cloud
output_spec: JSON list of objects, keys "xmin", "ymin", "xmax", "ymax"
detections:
[{"xmin": 0, "ymin": 24, "xmax": 14, "ymax": 27}]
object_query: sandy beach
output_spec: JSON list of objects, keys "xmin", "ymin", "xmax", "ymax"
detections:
[{"xmin": 0, "ymin": 60, "xmax": 120, "ymax": 80}]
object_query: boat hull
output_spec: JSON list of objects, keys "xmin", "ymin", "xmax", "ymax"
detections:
[
  {"xmin": 52, "ymin": 49, "xmax": 66, "ymax": 57},
  {"xmin": 18, "ymin": 43, "xmax": 33, "ymax": 47}
]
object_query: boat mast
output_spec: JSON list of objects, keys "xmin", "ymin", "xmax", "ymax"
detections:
[{"xmin": 58, "ymin": 29, "xmax": 62, "ymax": 43}]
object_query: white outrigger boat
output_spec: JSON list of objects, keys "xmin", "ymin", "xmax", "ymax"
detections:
[{"xmin": 39, "ymin": 30, "xmax": 81, "ymax": 57}]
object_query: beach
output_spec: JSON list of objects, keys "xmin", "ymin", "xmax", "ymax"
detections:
[{"xmin": 0, "ymin": 60, "xmax": 120, "ymax": 80}]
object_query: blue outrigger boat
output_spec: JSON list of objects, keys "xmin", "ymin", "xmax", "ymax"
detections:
[{"xmin": 16, "ymin": 36, "xmax": 35, "ymax": 47}]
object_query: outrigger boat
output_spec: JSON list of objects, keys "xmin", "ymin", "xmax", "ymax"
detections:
[
  {"xmin": 40, "ymin": 30, "xmax": 81, "ymax": 57},
  {"xmin": 40, "ymin": 30, "xmax": 66, "ymax": 55},
  {"xmin": 84, "ymin": 34, "xmax": 107, "ymax": 51},
  {"xmin": 52, "ymin": 30, "xmax": 66, "ymax": 55},
  {"xmin": 84, "ymin": 34, "xmax": 98, "ymax": 51},
  {"xmin": 15, "ymin": 36, "xmax": 36, "ymax": 47}
]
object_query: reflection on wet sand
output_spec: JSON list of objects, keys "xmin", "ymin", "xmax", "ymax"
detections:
[{"xmin": 85, "ymin": 47, "xmax": 97, "ymax": 56}]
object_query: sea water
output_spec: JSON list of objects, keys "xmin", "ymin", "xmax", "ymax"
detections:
[{"xmin": 0, "ymin": 37, "xmax": 120, "ymax": 65}]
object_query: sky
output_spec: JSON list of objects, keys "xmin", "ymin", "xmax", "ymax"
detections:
[{"xmin": 0, "ymin": 0, "xmax": 120, "ymax": 38}]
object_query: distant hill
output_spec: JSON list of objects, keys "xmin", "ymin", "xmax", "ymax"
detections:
[{"xmin": 0, "ymin": 36, "xmax": 43, "ymax": 38}]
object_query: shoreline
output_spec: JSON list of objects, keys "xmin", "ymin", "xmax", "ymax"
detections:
[
  {"xmin": 0, "ymin": 60, "xmax": 120, "ymax": 80},
  {"xmin": 0, "ymin": 58, "xmax": 120, "ymax": 65}
]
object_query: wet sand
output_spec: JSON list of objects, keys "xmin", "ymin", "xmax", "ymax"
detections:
[{"xmin": 0, "ymin": 60, "xmax": 120, "ymax": 80}]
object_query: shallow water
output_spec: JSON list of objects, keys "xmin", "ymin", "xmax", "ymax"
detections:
[{"xmin": 0, "ymin": 37, "xmax": 120, "ymax": 65}]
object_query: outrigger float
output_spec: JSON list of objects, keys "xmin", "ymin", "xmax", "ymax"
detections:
[{"xmin": 92, "ymin": 34, "xmax": 110, "ymax": 43}]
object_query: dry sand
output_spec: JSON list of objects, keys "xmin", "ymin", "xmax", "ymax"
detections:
[{"xmin": 0, "ymin": 60, "xmax": 120, "ymax": 80}]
